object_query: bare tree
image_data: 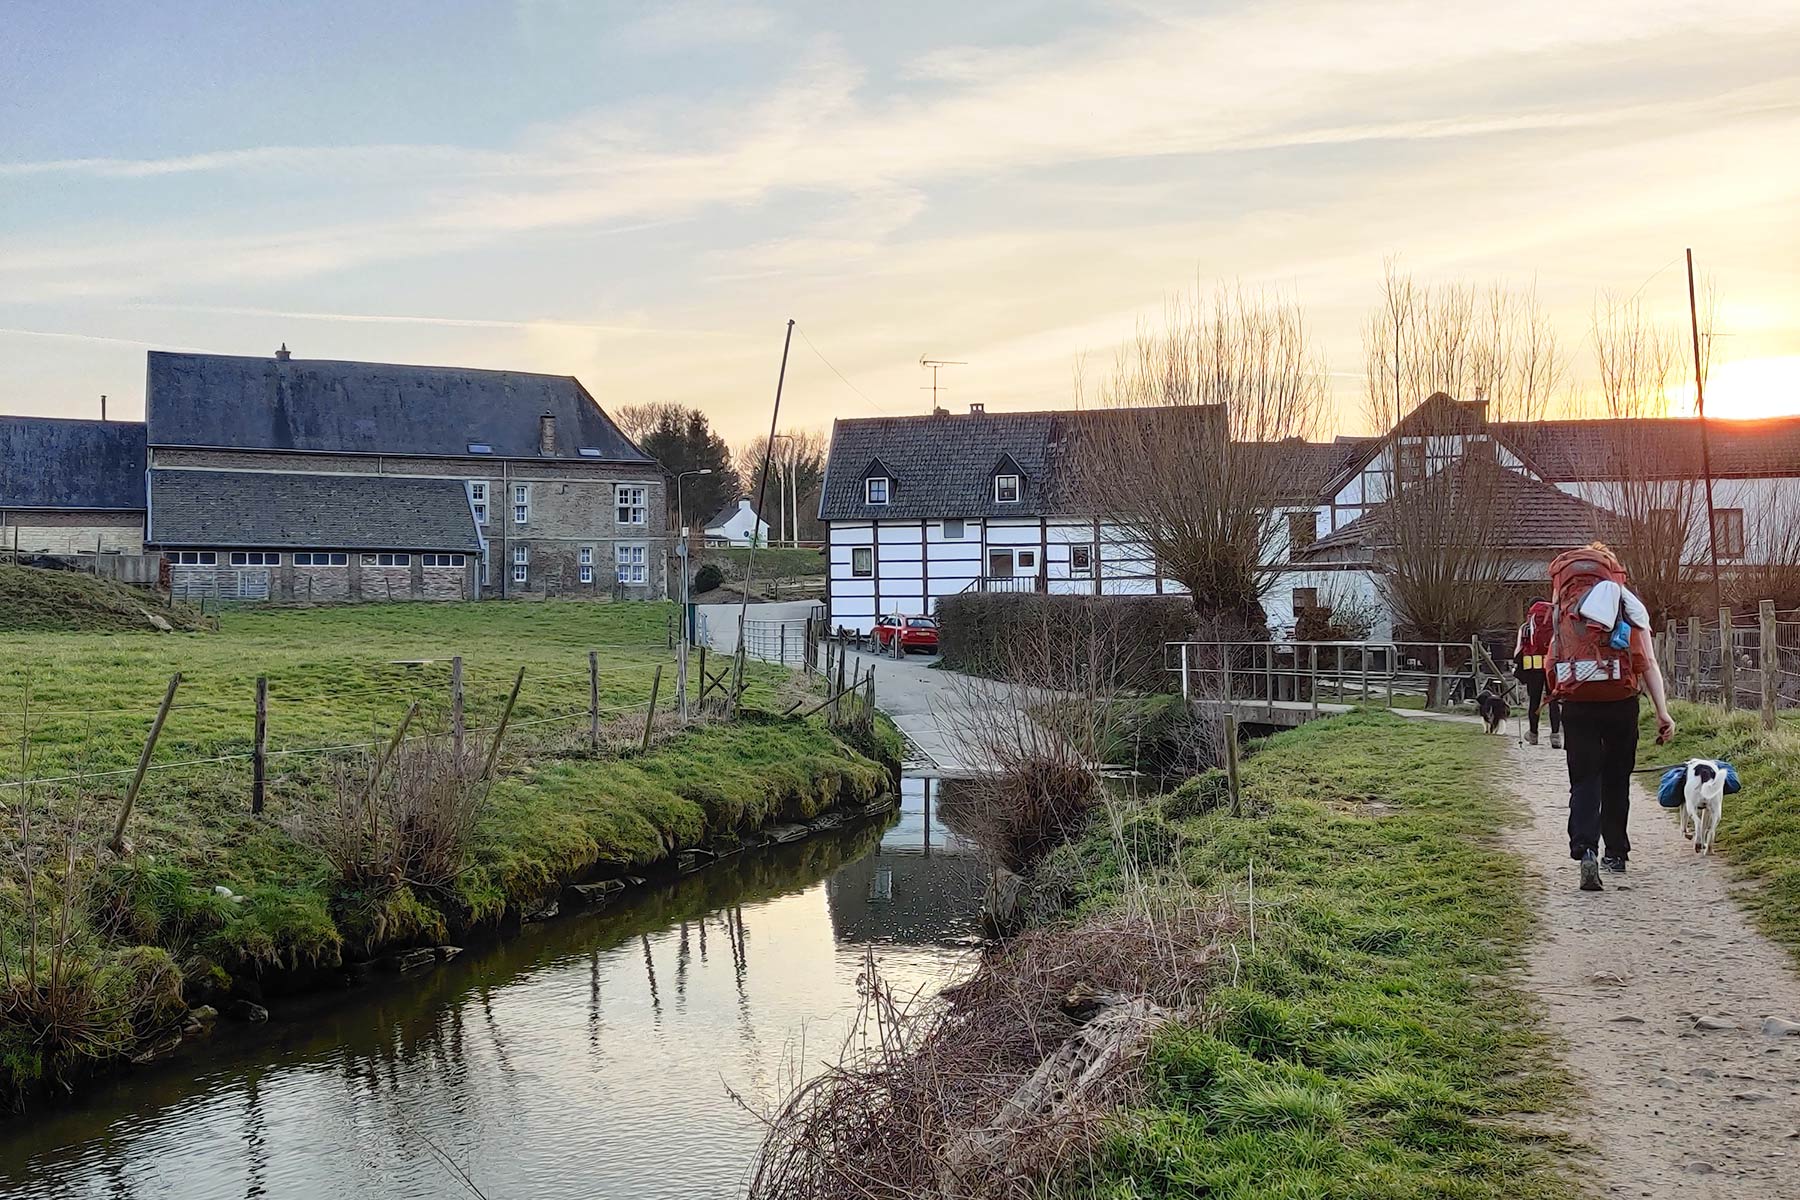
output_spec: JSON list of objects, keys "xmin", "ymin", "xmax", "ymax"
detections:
[
  {"xmin": 1358, "ymin": 265, "xmax": 1564, "ymax": 642},
  {"xmin": 1076, "ymin": 284, "xmax": 1327, "ymax": 630},
  {"xmin": 1583, "ymin": 294, "xmax": 1699, "ymax": 626},
  {"xmin": 611, "ymin": 401, "xmax": 688, "ymax": 445},
  {"xmin": 737, "ymin": 429, "xmax": 829, "ymax": 544}
]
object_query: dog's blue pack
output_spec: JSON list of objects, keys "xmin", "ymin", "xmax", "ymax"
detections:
[{"xmin": 1657, "ymin": 762, "xmax": 1741, "ymax": 808}]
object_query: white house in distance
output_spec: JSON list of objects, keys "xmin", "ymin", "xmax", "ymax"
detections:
[
  {"xmin": 819, "ymin": 394, "xmax": 1800, "ymax": 638},
  {"xmin": 702, "ymin": 498, "xmax": 770, "ymax": 547}
]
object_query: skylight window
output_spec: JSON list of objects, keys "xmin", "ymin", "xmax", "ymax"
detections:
[
  {"xmin": 468, "ymin": 442, "xmax": 493, "ymax": 455},
  {"xmin": 577, "ymin": 447, "xmax": 603, "ymax": 458}
]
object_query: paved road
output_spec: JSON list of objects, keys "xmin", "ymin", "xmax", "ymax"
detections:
[{"xmin": 841, "ymin": 649, "xmax": 1003, "ymax": 775}]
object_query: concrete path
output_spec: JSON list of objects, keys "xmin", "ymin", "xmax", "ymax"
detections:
[
  {"xmin": 841, "ymin": 649, "xmax": 1003, "ymax": 774},
  {"xmin": 1496, "ymin": 735, "xmax": 1800, "ymax": 1196}
]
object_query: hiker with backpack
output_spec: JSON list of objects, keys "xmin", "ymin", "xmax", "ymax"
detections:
[
  {"xmin": 1513, "ymin": 598, "xmax": 1562, "ymax": 748},
  {"xmin": 1543, "ymin": 543, "xmax": 1675, "ymax": 893}
]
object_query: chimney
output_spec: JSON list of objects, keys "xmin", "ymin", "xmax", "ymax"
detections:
[
  {"xmin": 274, "ymin": 343, "xmax": 291, "ymax": 362},
  {"xmin": 100, "ymin": 394, "xmax": 107, "ymax": 420},
  {"xmin": 538, "ymin": 410, "xmax": 557, "ymax": 456},
  {"xmin": 969, "ymin": 402, "xmax": 985, "ymax": 415}
]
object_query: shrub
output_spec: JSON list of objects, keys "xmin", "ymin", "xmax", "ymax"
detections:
[
  {"xmin": 692, "ymin": 563, "xmax": 725, "ymax": 594},
  {"xmin": 936, "ymin": 592, "xmax": 1198, "ymax": 690}
]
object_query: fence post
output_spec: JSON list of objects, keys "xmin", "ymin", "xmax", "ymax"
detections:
[
  {"xmin": 1265, "ymin": 644, "xmax": 1275, "ymax": 718},
  {"xmin": 1761, "ymin": 599, "xmax": 1778, "ymax": 730},
  {"xmin": 1222, "ymin": 650, "xmax": 1233, "ymax": 705},
  {"xmin": 1224, "ymin": 711, "xmax": 1241, "ymax": 817},
  {"xmin": 451, "ymin": 656, "xmax": 465, "ymax": 762},
  {"xmin": 1469, "ymin": 637, "xmax": 1483, "ymax": 705},
  {"xmin": 589, "ymin": 650, "xmax": 600, "ymax": 750},
  {"xmin": 252, "ymin": 676, "xmax": 268, "ymax": 815},
  {"xmin": 1685, "ymin": 615, "xmax": 1702, "ymax": 703},
  {"xmin": 109, "ymin": 672, "xmax": 181, "ymax": 856},
  {"xmin": 1179, "ymin": 643, "xmax": 1191, "ymax": 703},
  {"xmin": 641, "ymin": 665, "xmax": 664, "ymax": 751},
  {"xmin": 834, "ymin": 642, "xmax": 847, "ymax": 721},
  {"xmin": 1718, "ymin": 606, "xmax": 1735, "ymax": 711},
  {"xmin": 480, "ymin": 668, "xmax": 526, "ymax": 782},
  {"xmin": 780, "ymin": 623, "xmax": 788, "ymax": 667},
  {"xmin": 1309, "ymin": 645, "xmax": 1319, "ymax": 714},
  {"xmin": 862, "ymin": 667, "xmax": 875, "ymax": 732}
]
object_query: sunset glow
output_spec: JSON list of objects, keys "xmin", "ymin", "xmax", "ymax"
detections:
[{"xmin": 1671, "ymin": 356, "xmax": 1800, "ymax": 421}]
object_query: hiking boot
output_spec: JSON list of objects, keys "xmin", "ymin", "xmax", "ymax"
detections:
[
  {"xmin": 1579, "ymin": 850, "xmax": 1603, "ymax": 892},
  {"xmin": 1601, "ymin": 856, "xmax": 1627, "ymax": 874},
  {"xmin": 1526, "ymin": 729, "xmax": 1539, "ymax": 745},
  {"xmin": 1550, "ymin": 731, "xmax": 1563, "ymax": 749}
]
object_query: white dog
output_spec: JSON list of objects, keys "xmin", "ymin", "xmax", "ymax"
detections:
[{"xmin": 1679, "ymin": 759, "xmax": 1726, "ymax": 855}]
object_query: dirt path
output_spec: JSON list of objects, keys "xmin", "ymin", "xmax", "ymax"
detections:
[{"xmin": 1498, "ymin": 735, "xmax": 1800, "ymax": 1196}]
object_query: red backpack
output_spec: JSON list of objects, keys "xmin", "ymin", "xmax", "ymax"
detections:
[
  {"xmin": 1544, "ymin": 546, "xmax": 1638, "ymax": 702},
  {"xmin": 1522, "ymin": 600, "xmax": 1553, "ymax": 656}
]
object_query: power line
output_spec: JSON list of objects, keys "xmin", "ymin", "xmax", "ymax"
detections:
[{"xmin": 795, "ymin": 326, "xmax": 891, "ymax": 415}]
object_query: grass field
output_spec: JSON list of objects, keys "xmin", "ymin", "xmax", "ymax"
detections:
[
  {"xmin": 1044, "ymin": 712, "xmax": 1570, "ymax": 1199},
  {"xmin": 1651, "ymin": 701, "xmax": 1800, "ymax": 967},
  {"xmin": 0, "ymin": 595, "xmax": 891, "ymax": 1098}
]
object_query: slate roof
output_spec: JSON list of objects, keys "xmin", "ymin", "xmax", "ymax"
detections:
[
  {"xmin": 148, "ymin": 470, "xmax": 481, "ymax": 551},
  {"xmin": 0, "ymin": 417, "xmax": 146, "ymax": 510},
  {"xmin": 1298, "ymin": 458, "xmax": 1624, "ymax": 563},
  {"xmin": 145, "ymin": 351, "xmax": 651, "ymax": 463},
  {"xmin": 1495, "ymin": 416, "xmax": 1800, "ymax": 481}
]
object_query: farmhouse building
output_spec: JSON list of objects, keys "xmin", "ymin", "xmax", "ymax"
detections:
[
  {"xmin": 820, "ymin": 396, "xmax": 1800, "ymax": 638},
  {"xmin": 702, "ymin": 498, "xmax": 770, "ymax": 547},
  {"xmin": 140, "ymin": 349, "xmax": 666, "ymax": 602},
  {"xmin": 0, "ymin": 416, "xmax": 147, "ymax": 557}
]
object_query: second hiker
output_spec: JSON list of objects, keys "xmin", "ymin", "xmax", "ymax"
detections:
[{"xmin": 1514, "ymin": 597, "xmax": 1562, "ymax": 748}]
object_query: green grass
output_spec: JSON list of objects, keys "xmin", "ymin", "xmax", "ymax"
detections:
[
  {"xmin": 0, "ymin": 564, "xmax": 205, "ymax": 633},
  {"xmin": 695, "ymin": 545, "xmax": 824, "ymax": 582},
  {"xmin": 0, "ymin": 598, "xmax": 889, "ymax": 1097},
  {"xmin": 1649, "ymin": 701, "xmax": 1800, "ymax": 967},
  {"xmin": 1044, "ymin": 711, "xmax": 1571, "ymax": 1200}
]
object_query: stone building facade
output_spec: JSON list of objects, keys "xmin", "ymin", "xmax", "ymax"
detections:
[{"xmin": 142, "ymin": 348, "xmax": 666, "ymax": 602}]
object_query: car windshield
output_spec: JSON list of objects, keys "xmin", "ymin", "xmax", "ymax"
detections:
[{"xmin": 908, "ymin": 618, "xmax": 935, "ymax": 628}]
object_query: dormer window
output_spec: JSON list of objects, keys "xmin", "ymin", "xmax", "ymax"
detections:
[
  {"xmin": 866, "ymin": 477, "xmax": 890, "ymax": 505},
  {"xmin": 994, "ymin": 474, "xmax": 1020, "ymax": 503}
]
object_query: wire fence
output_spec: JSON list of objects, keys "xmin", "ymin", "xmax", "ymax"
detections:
[
  {"xmin": 2, "ymin": 641, "xmax": 813, "ymax": 799},
  {"xmin": 1660, "ymin": 600, "xmax": 1800, "ymax": 724}
]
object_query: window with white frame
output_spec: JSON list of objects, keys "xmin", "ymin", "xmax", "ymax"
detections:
[
  {"xmin": 1016, "ymin": 549, "xmax": 1037, "ymax": 571},
  {"xmin": 943, "ymin": 518, "xmax": 965, "ymax": 540},
  {"xmin": 422, "ymin": 554, "xmax": 465, "ymax": 568},
  {"xmin": 616, "ymin": 485, "xmax": 647, "ymax": 525},
  {"xmin": 469, "ymin": 481, "xmax": 488, "ymax": 525},
  {"xmin": 512, "ymin": 543, "xmax": 528, "ymax": 584},
  {"xmin": 513, "ymin": 483, "xmax": 530, "ymax": 525},
  {"xmin": 294, "ymin": 552, "xmax": 349, "ymax": 566},
  {"xmin": 1071, "ymin": 543, "xmax": 1093, "ymax": 577},
  {"xmin": 616, "ymin": 543, "xmax": 647, "ymax": 584},
  {"xmin": 171, "ymin": 551, "xmax": 216, "ymax": 566},
  {"xmin": 994, "ymin": 474, "xmax": 1020, "ymax": 503},
  {"xmin": 230, "ymin": 551, "xmax": 280, "ymax": 566},
  {"xmin": 865, "ymin": 477, "xmax": 889, "ymax": 505},
  {"xmin": 851, "ymin": 546, "xmax": 873, "ymax": 578},
  {"xmin": 579, "ymin": 546, "xmax": 594, "ymax": 584}
]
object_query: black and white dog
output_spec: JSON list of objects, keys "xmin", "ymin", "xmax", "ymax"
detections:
[
  {"xmin": 1476, "ymin": 679, "xmax": 1509, "ymax": 735},
  {"xmin": 1680, "ymin": 758, "xmax": 1727, "ymax": 855}
]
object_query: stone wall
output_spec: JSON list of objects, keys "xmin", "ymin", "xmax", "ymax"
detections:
[
  {"xmin": 168, "ymin": 551, "xmax": 476, "ymax": 603},
  {"xmin": 0, "ymin": 510, "xmax": 144, "ymax": 556}
]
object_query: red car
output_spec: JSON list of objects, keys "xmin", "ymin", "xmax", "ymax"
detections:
[{"xmin": 873, "ymin": 615, "xmax": 939, "ymax": 654}]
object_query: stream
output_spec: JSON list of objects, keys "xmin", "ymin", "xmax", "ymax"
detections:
[{"xmin": 0, "ymin": 776, "xmax": 984, "ymax": 1200}]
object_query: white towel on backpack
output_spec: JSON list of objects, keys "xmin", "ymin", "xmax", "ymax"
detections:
[{"xmin": 1576, "ymin": 580, "xmax": 1650, "ymax": 631}]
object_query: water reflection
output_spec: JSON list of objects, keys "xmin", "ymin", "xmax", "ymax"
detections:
[{"xmin": 0, "ymin": 778, "xmax": 982, "ymax": 1200}]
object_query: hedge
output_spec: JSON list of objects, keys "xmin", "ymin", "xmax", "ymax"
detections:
[{"xmin": 935, "ymin": 592, "xmax": 1199, "ymax": 691}]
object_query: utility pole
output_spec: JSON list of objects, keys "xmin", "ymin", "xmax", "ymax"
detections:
[
  {"xmin": 739, "ymin": 321, "xmax": 796, "ymax": 648},
  {"xmin": 1687, "ymin": 248, "xmax": 1723, "ymax": 617},
  {"xmin": 920, "ymin": 357, "xmax": 966, "ymax": 409}
]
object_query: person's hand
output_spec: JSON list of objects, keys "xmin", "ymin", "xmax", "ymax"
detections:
[{"xmin": 1655, "ymin": 712, "xmax": 1676, "ymax": 744}]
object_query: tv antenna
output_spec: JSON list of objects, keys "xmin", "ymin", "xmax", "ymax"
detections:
[{"xmin": 920, "ymin": 357, "xmax": 966, "ymax": 408}]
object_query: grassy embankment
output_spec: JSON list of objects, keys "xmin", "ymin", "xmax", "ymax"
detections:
[
  {"xmin": 1, "ymin": 592, "xmax": 893, "ymax": 1097},
  {"xmin": 1650, "ymin": 701, "xmax": 1800, "ymax": 965},
  {"xmin": 1042, "ymin": 711, "xmax": 1570, "ymax": 1198}
]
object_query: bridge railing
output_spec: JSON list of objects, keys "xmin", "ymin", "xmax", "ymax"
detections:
[{"xmin": 1164, "ymin": 639, "xmax": 1494, "ymax": 713}]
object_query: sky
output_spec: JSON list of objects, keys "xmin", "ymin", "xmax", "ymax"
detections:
[{"xmin": 3, "ymin": 0, "xmax": 1799, "ymax": 442}]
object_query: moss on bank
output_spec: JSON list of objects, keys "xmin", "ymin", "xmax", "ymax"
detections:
[
  {"xmin": 1651, "ymin": 702, "xmax": 1800, "ymax": 966},
  {"xmin": 1040, "ymin": 711, "xmax": 1571, "ymax": 1199}
]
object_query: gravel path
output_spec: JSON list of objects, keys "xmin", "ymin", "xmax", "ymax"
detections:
[{"xmin": 1498, "ymin": 734, "xmax": 1800, "ymax": 1197}]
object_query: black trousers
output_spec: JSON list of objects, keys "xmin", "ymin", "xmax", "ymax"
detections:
[
  {"xmin": 1562, "ymin": 696, "xmax": 1640, "ymax": 862},
  {"xmin": 1517, "ymin": 669, "xmax": 1562, "ymax": 738}
]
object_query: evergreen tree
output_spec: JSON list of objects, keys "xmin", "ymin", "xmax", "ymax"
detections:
[{"xmin": 637, "ymin": 406, "xmax": 740, "ymax": 529}]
